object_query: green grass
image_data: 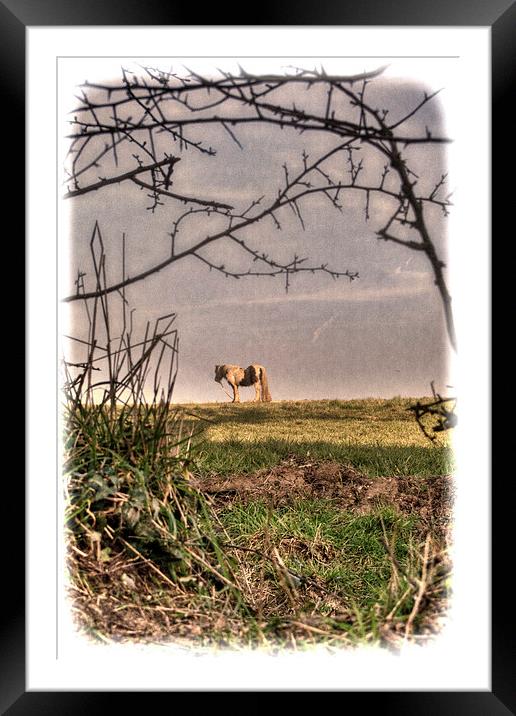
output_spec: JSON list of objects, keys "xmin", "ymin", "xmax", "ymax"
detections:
[
  {"xmin": 219, "ymin": 499, "xmax": 415, "ymax": 608},
  {"xmin": 210, "ymin": 498, "xmax": 441, "ymax": 645},
  {"xmin": 181, "ymin": 398, "xmax": 454, "ymax": 477},
  {"xmin": 192, "ymin": 440, "xmax": 451, "ymax": 477}
]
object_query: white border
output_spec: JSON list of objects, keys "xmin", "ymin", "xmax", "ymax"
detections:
[{"xmin": 27, "ymin": 27, "xmax": 490, "ymax": 691}]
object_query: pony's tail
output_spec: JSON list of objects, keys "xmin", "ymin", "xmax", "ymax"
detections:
[{"xmin": 260, "ymin": 367, "xmax": 272, "ymax": 402}]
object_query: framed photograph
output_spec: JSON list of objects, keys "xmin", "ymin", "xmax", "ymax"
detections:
[{"xmin": 14, "ymin": 1, "xmax": 506, "ymax": 711}]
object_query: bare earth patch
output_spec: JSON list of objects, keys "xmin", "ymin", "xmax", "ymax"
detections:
[{"xmin": 193, "ymin": 456, "xmax": 453, "ymax": 537}]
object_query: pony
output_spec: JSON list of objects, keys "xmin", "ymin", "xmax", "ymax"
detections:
[{"xmin": 214, "ymin": 364, "xmax": 272, "ymax": 403}]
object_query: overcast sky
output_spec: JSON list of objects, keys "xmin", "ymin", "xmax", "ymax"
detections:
[{"xmin": 63, "ymin": 59, "xmax": 452, "ymax": 403}]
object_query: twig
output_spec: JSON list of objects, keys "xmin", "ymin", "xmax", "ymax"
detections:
[
  {"xmin": 288, "ymin": 620, "xmax": 351, "ymax": 642},
  {"xmin": 405, "ymin": 533, "xmax": 432, "ymax": 639},
  {"xmin": 120, "ymin": 538, "xmax": 178, "ymax": 590},
  {"xmin": 64, "ymin": 156, "xmax": 180, "ymax": 198},
  {"xmin": 379, "ymin": 516, "xmax": 419, "ymax": 592}
]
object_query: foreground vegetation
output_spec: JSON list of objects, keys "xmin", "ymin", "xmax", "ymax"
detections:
[
  {"xmin": 214, "ymin": 498, "xmax": 449, "ymax": 646},
  {"xmin": 65, "ymin": 396, "xmax": 453, "ymax": 650}
]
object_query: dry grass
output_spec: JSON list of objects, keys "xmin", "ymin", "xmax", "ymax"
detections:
[
  {"xmin": 67, "ymin": 524, "xmax": 451, "ymax": 651},
  {"xmin": 182, "ymin": 398, "xmax": 454, "ymax": 447}
]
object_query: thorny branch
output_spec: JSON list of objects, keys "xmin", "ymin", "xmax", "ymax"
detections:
[
  {"xmin": 408, "ymin": 381, "xmax": 457, "ymax": 442},
  {"xmin": 64, "ymin": 63, "xmax": 455, "ymax": 351}
]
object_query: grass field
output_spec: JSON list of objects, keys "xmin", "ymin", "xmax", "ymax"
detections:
[
  {"xmin": 182, "ymin": 397, "xmax": 454, "ymax": 477},
  {"xmin": 66, "ymin": 397, "xmax": 454, "ymax": 650}
]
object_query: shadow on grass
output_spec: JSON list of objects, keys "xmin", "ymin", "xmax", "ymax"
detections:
[
  {"xmin": 182, "ymin": 399, "xmax": 426, "ymax": 427},
  {"xmin": 187, "ymin": 403, "xmax": 277, "ymax": 425},
  {"xmin": 191, "ymin": 438, "xmax": 454, "ymax": 478}
]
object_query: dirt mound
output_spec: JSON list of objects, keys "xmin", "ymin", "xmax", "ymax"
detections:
[{"xmin": 194, "ymin": 456, "xmax": 453, "ymax": 534}]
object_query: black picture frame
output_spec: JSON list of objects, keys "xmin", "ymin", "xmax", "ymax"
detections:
[{"xmin": 12, "ymin": 0, "xmax": 507, "ymax": 712}]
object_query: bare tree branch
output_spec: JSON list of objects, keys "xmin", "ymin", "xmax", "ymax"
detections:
[
  {"xmin": 63, "ymin": 63, "xmax": 455, "ymax": 351},
  {"xmin": 63, "ymin": 155, "xmax": 181, "ymax": 198}
]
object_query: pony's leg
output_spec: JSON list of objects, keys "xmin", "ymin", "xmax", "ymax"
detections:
[
  {"xmin": 230, "ymin": 380, "xmax": 240, "ymax": 403},
  {"xmin": 254, "ymin": 381, "xmax": 261, "ymax": 402}
]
